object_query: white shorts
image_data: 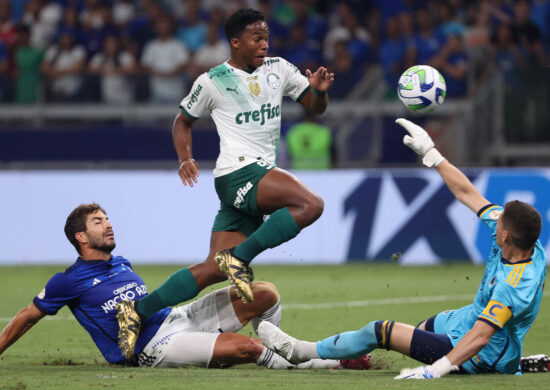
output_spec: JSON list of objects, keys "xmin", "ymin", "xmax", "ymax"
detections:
[{"xmin": 138, "ymin": 287, "xmax": 243, "ymax": 368}]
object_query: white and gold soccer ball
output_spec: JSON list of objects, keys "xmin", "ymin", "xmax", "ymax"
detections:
[{"xmin": 397, "ymin": 65, "xmax": 446, "ymax": 113}]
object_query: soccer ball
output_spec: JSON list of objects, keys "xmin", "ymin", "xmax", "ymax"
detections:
[{"xmin": 397, "ymin": 65, "xmax": 446, "ymax": 113}]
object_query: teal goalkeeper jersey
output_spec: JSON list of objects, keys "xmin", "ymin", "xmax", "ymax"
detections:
[{"xmin": 435, "ymin": 204, "xmax": 546, "ymax": 374}]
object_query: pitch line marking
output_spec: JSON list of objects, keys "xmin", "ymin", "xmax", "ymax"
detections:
[
  {"xmin": 1, "ymin": 292, "xmax": 548, "ymax": 321},
  {"xmin": 281, "ymin": 291, "xmax": 550, "ymax": 311},
  {"xmin": 281, "ymin": 293, "xmax": 475, "ymax": 311}
]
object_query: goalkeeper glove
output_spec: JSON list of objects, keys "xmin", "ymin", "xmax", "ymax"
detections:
[
  {"xmin": 394, "ymin": 356, "xmax": 458, "ymax": 380},
  {"xmin": 395, "ymin": 118, "xmax": 445, "ymax": 167}
]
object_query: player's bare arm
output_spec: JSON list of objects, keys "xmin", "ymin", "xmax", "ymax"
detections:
[
  {"xmin": 299, "ymin": 66, "xmax": 335, "ymax": 115},
  {"xmin": 0, "ymin": 302, "xmax": 45, "ymax": 355},
  {"xmin": 172, "ymin": 112, "xmax": 200, "ymax": 187},
  {"xmin": 435, "ymin": 160, "xmax": 490, "ymax": 213},
  {"xmin": 396, "ymin": 118, "xmax": 489, "ymax": 213},
  {"xmin": 445, "ymin": 320, "xmax": 496, "ymax": 366}
]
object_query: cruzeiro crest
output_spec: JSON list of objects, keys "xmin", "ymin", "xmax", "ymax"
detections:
[
  {"xmin": 266, "ymin": 73, "xmax": 281, "ymax": 89},
  {"xmin": 247, "ymin": 75, "xmax": 261, "ymax": 96}
]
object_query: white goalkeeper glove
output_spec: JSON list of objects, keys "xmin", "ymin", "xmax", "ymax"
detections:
[
  {"xmin": 394, "ymin": 356, "xmax": 458, "ymax": 380},
  {"xmin": 395, "ymin": 118, "xmax": 445, "ymax": 167}
]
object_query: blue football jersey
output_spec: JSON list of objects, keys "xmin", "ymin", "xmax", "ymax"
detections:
[
  {"xmin": 33, "ymin": 256, "xmax": 170, "ymax": 364},
  {"xmin": 434, "ymin": 204, "xmax": 546, "ymax": 374}
]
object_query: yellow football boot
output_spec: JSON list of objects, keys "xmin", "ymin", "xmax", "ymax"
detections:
[
  {"xmin": 215, "ymin": 249, "xmax": 254, "ymax": 303},
  {"xmin": 116, "ymin": 300, "xmax": 141, "ymax": 359}
]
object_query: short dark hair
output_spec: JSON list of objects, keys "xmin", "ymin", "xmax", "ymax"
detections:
[
  {"xmin": 501, "ymin": 200, "xmax": 542, "ymax": 250},
  {"xmin": 224, "ymin": 8, "xmax": 265, "ymax": 40},
  {"xmin": 64, "ymin": 203, "xmax": 106, "ymax": 255}
]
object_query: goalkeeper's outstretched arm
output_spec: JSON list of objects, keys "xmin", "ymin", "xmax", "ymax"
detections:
[
  {"xmin": 0, "ymin": 303, "xmax": 45, "ymax": 356},
  {"xmin": 395, "ymin": 118, "xmax": 489, "ymax": 213},
  {"xmin": 434, "ymin": 160, "xmax": 489, "ymax": 213}
]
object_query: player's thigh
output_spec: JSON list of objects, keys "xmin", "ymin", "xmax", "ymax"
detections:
[
  {"xmin": 214, "ymin": 161, "xmax": 271, "ymax": 216},
  {"xmin": 211, "ymin": 203, "xmax": 263, "ymax": 240},
  {"xmin": 407, "ymin": 328, "xmax": 454, "ymax": 365},
  {"xmin": 155, "ymin": 332, "xmax": 220, "ymax": 368},
  {"xmin": 256, "ymin": 167, "xmax": 321, "ymax": 214},
  {"xmin": 388, "ymin": 322, "xmax": 453, "ymax": 365},
  {"xmin": 183, "ymin": 286, "xmax": 243, "ymax": 333},
  {"xmin": 183, "ymin": 283, "xmax": 280, "ymax": 334}
]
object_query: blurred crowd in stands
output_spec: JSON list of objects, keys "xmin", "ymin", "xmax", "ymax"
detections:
[{"xmin": 0, "ymin": 0, "xmax": 548, "ymax": 104}]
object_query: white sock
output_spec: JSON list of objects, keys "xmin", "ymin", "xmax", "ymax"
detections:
[
  {"xmin": 294, "ymin": 340, "xmax": 320, "ymax": 361},
  {"xmin": 252, "ymin": 299, "xmax": 281, "ymax": 334},
  {"xmin": 257, "ymin": 347, "xmax": 294, "ymax": 369},
  {"xmin": 296, "ymin": 359, "xmax": 340, "ymax": 369}
]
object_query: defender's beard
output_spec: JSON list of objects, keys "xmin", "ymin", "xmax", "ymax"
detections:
[
  {"xmin": 93, "ymin": 241, "xmax": 116, "ymax": 254},
  {"xmin": 88, "ymin": 234, "xmax": 116, "ymax": 254}
]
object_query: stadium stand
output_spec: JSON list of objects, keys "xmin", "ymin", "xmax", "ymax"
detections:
[{"xmin": 0, "ymin": 0, "xmax": 548, "ymax": 168}]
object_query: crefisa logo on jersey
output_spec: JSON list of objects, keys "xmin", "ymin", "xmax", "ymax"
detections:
[
  {"xmin": 186, "ymin": 84, "xmax": 203, "ymax": 110},
  {"xmin": 266, "ymin": 73, "xmax": 281, "ymax": 89}
]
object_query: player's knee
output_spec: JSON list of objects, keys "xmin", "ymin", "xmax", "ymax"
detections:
[
  {"xmin": 304, "ymin": 193, "xmax": 324, "ymax": 222},
  {"xmin": 372, "ymin": 320, "xmax": 395, "ymax": 350},
  {"xmin": 251, "ymin": 281, "xmax": 280, "ymax": 308}
]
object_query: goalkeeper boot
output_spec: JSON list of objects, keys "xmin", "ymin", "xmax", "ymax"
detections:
[
  {"xmin": 521, "ymin": 354, "xmax": 549, "ymax": 372},
  {"xmin": 337, "ymin": 354, "xmax": 372, "ymax": 370},
  {"xmin": 257, "ymin": 320, "xmax": 302, "ymax": 363},
  {"xmin": 215, "ymin": 248, "xmax": 254, "ymax": 303},
  {"xmin": 116, "ymin": 300, "xmax": 142, "ymax": 359}
]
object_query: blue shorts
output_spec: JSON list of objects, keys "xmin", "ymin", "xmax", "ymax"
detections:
[
  {"xmin": 418, "ymin": 311, "xmax": 468, "ymax": 373},
  {"xmin": 409, "ymin": 327, "xmax": 454, "ymax": 365}
]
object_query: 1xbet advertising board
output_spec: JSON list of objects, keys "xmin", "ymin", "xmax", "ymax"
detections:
[{"xmin": 0, "ymin": 169, "xmax": 548, "ymax": 264}]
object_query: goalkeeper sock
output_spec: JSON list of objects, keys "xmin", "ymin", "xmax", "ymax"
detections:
[
  {"xmin": 257, "ymin": 347, "xmax": 295, "ymax": 369},
  {"xmin": 233, "ymin": 208, "xmax": 300, "ymax": 264},
  {"xmin": 136, "ymin": 267, "xmax": 198, "ymax": 318},
  {"xmin": 316, "ymin": 322, "xmax": 380, "ymax": 360}
]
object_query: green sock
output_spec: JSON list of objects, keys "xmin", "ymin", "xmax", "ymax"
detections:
[
  {"xmin": 136, "ymin": 267, "xmax": 199, "ymax": 318},
  {"xmin": 233, "ymin": 207, "xmax": 300, "ymax": 264}
]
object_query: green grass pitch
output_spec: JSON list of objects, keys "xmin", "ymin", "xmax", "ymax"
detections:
[{"xmin": 0, "ymin": 263, "xmax": 548, "ymax": 389}]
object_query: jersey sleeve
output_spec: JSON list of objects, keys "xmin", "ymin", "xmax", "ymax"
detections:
[
  {"xmin": 478, "ymin": 278, "xmax": 533, "ymax": 329},
  {"xmin": 477, "ymin": 204, "xmax": 503, "ymax": 239},
  {"xmin": 478, "ymin": 297, "xmax": 513, "ymax": 330},
  {"xmin": 33, "ymin": 273, "xmax": 79, "ymax": 315},
  {"xmin": 179, "ymin": 73, "xmax": 214, "ymax": 120},
  {"xmin": 280, "ymin": 57, "xmax": 310, "ymax": 102}
]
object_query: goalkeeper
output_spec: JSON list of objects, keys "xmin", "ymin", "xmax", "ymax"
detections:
[{"xmin": 257, "ymin": 118, "xmax": 546, "ymax": 379}]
